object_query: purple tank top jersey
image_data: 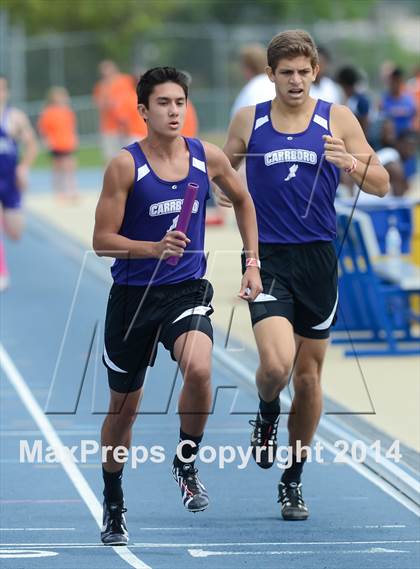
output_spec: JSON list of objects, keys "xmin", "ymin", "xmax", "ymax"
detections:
[
  {"xmin": 0, "ymin": 108, "xmax": 19, "ymax": 192},
  {"xmin": 111, "ymin": 137, "xmax": 210, "ymax": 286},
  {"xmin": 246, "ymin": 99, "xmax": 340, "ymax": 244}
]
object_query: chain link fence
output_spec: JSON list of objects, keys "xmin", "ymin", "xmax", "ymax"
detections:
[{"xmin": 1, "ymin": 9, "xmax": 418, "ymax": 143}]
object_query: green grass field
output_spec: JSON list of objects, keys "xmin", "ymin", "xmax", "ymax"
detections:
[
  {"xmin": 33, "ymin": 132, "xmax": 226, "ymax": 169},
  {"xmin": 33, "ymin": 146, "xmax": 103, "ymax": 169}
]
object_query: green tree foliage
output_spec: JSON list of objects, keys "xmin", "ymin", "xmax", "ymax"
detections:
[
  {"xmin": 3, "ymin": 0, "xmax": 173, "ymax": 32},
  {"xmin": 1, "ymin": 0, "xmax": 378, "ymax": 59},
  {"xmin": 172, "ymin": 0, "xmax": 377, "ymax": 25},
  {"xmin": 3, "ymin": 0, "xmax": 378, "ymax": 31}
]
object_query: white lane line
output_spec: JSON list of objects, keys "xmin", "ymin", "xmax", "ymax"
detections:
[
  {"xmin": 0, "ymin": 527, "xmax": 195, "ymax": 532},
  {"xmin": 0, "ymin": 343, "xmax": 152, "ymax": 569},
  {"xmin": 0, "ymin": 431, "xmax": 99, "ymax": 436},
  {"xmin": 188, "ymin": 547, "xmax": 408, "ymax": 557},
  {"xmin": 0, "ymin": 499, "xmax": 82, "ymax": 504},
  {"xmin": 315, "ymin": 434, "xmax": 420, "ymax": 517},
  {"xmin": 0, "ymin": 427, "xmax": 251, "ymax": 436},
  {"xmin": 352, "ymin": 525, "xmax": 407, "ymax": 529},
  {"xmin": 319, "ymin": 415, "xmax": 420, "ymax": 495},
  {"xmin": 1, "ymin": 540, "xmax": 419, "ymax": 548},
  {"xmin": 138, "ymin": 528, "xmax": 208, "ymax": 531},
  {"xmin": 0, "ymin": 528, "xmax": 75, "ymax": 531},
  {"xmin": 0, "ymin": 550, "xmax": 59, "ymax": 559},
  {"xmin": 213, "ymin": 344, "xmax": 420, "ymax": 516}
]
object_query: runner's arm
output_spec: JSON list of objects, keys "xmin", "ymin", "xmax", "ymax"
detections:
[
  {"xmin": 15, "ymin": 110, "xmax": 38, "ymax": 168},
  {"xmin": 223, "ymin": 106, "xmax": 254, "ymax": 169},
  {"xmin": 204, "ymin": 141, "xmax": 262, "ymax": 300},
  {"xmin": 215, "ymin": 106, "xmax": 254, "ymax": 207},
  {"xmin": 328, "ymin": 105, "xmax": 390, "ymax": 197},
  {"xmin": 13, "ymin": 110, "xmax": 38, "ymax": 190}
]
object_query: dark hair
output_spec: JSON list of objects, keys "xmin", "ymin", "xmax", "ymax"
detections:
[
  {"xmin": 136, "ymin": 67, "xmax": 189, "ymax": 107},
  {"xmin": 267, "ymin": 30, "xmax": 318, "ymax": 71},
  {"xmin": 390, "ymin": 67, "xmax": 404, "ymax": 79},
  {"xmin": 397, "ymin": 129, "xmax": 418, "ymax": 142},
  {"xmin": 317, "ymin": 45, "xmax": 331, "ymax": 62},
  {"xmin": 336, "ymin": 66, "xmax": 361, "ymax": 87}
]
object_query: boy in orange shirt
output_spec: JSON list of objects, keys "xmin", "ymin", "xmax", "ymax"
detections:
[
  {"xmin": 38, "ymin": 87, "xmax": 79, "ymax": 201},
  {"xmin": 93, "ymin": 61, "xmax": 134, "ymax": 161}
]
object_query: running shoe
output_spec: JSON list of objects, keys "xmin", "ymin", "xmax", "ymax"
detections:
[
  {"xmin": 249, "ymin": 412, "xmax": 279, "ymax": 469},
  {"xmin": 172, "ymin": 462, "xmax": 209, "ymax": 513},
  {"xmin": 101, "ymin": 500, "xmax": 129, "ymax": 545},
  {"xmin": 277, "ymin": 481, "xmax": 309, "ymax": 520}
]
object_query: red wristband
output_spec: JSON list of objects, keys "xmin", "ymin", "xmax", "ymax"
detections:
[
  {"xmin": 246, "ymin": 257, "xmax": 261, "ymax": 269},
  {"xmin": 344, "ymin": 155, "xmax": 357, "ymax": 174}
]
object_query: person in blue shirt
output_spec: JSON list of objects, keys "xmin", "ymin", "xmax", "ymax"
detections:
[
  {"xmin": 336, "ymin": 65, "xmax": 371, "ymax": 135},
  {"xmin": 381, "ymin": 67, "xmax": 416, "ymax": 136}
]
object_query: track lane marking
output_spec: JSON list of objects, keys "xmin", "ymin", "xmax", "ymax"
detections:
[
  {"xmin": 0, "ymin": 343, "xmax": 152, "ymax": 569},
  {"xmin": 1, "ymin": 539, "xmax": 419, "ymax": 548}
]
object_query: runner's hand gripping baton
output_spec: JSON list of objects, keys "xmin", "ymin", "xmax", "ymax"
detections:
[{"xmin": 166, "ymin": 182, "xmax": 199, "ymax": 266}]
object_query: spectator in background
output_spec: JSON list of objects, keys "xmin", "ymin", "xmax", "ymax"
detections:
[
  {"xmin": 93, "ymin": 60, "xmax": 133, "ymax": 162},
  {"xmin": 407, "ymin": 65, "xmax": 420, "ymax": 132},
  {"xmin": 374, "ymin": 127, "xmax": 418, "ymax": 197},
  {"xmin": 380, "ymin": 67, "xmax": 416, "ymax": 136},
  {"xmin": 336, "ymin": 65, "xmax": 371, "ymax": 134},
  {"xmin": 181, "ymin": 100, "xmax": 199, "ymax": 137},
  {"xmin": 38, "ymin": 87, "xmax": 79, "ymax": 202},
  {"xmin": 380, "ymin": 68, "xmax": 417, "ymax": 184},
  {"xmin": 310, "ymin": 45, "xmax": 342, "ymax": 104},
  {"xmin": 396, "ymin": 129, "xmax": 419, "ymax": 183},
  {"xmin": 114, "ymin": 70, "xmax": 200, "ymax": 145},
  {"xmin": 0, "ymin": 75, "xmax": 38, "ymax": 291},
  {"xmin": 230, "ymin": 43, "xmax": 275, "ymax": 117},
  {"xmin": 114, "ymin": 74, "xmax": 147, "ymax": 144}
]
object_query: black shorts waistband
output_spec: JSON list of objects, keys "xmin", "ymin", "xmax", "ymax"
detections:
[
  {"xmin": 111, "ymin": 278, "xmax": 207, "ymax": 294},
  {"xmin": 258, "ymin": 240, "xmax": 333, "ymax": 250}
]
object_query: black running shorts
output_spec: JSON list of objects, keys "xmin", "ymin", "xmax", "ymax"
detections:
[
  {"xmin": 103, "ymin": 279, "xmax": 214, "ymax": 393},
  {"xmin": 242, "ymin": 241, "xmax": 338, "ymax": 339}
]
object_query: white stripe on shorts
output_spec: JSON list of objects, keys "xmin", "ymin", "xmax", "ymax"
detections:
[
  {"xmin": 252, "ymin": 292, "xmax": 278, "ymax": 303},
  {"xmin": 103, "ymin": 344, "xmax": 128, "ymax": 374},
  {"xmin": 311, "ymin": 293, "xmax": 338, "ymax": 330},
  {"xmin": 172, "ymin": 306, "xmax": 211, "ymax": 324}
]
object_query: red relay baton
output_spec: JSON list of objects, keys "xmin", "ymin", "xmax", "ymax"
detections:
[{"xmin": 166, "ymin": 182, "xmax": 199, "ymax": 266}]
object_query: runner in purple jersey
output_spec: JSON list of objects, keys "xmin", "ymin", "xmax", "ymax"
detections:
[
  {"xmin": 0, "ymin": 75, "xmax": 37, "ymax": 291},
  {"xmin": 221, "ymin": 30, "xmax": 389, "ymax": 520},
  {"xmin": 93, "ymin": 67, "xmax": 262, "ymax": 545}
]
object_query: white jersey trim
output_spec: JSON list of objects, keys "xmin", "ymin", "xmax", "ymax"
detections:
[
  {"xmin": 313, "ymin": 114, "xmax": 329, "ymax": 130},
  {"xmin": 311, "ymin": 293, "xmax": 338, "ymax": 330},
  {"xmin": 137, "ymin": 164, "xmax": 150, "ymax": 181},
  {"xmin": 192, "ymin": 157, "xmax": 206, "ymax": 173},
  {"xmin": 255, "ymin": 115, "xmax": 269, "ymax": 130}
]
